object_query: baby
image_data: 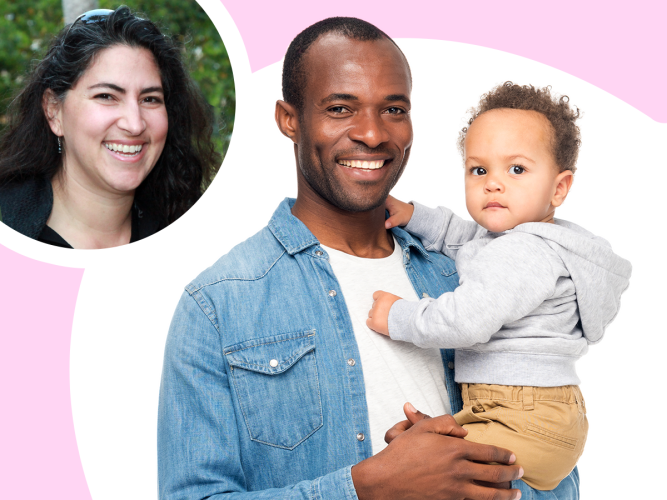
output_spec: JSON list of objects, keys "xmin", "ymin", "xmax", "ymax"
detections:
[{"xmin": 366, "ymin": 82, "xmax": 632, "ymax": 491}]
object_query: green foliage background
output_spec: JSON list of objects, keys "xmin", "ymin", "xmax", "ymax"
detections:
[{"xmin": 0, "ymin": 0, "xmax": 235, "ymax": 158}]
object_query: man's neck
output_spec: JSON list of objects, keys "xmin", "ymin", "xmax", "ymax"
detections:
[{"xmin": 292, "ymin": 190, "xmax": 394, "ymax": 259}]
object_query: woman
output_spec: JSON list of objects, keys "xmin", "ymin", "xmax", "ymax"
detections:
[{"xmin": 0, "ymin": 7, "xmax": 220, "ymax": 249}]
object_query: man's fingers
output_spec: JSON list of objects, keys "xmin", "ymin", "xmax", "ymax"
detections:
[
  {"xmin": 403, "ymin": 402, "xmax": 431, "ymax": 425},
  {"xmin": 384, "ymin": 419, "xmax": 411, "ymax": 444},
  {"xmin": 461, "ymin": 440, "xmax": 516, "ymax": 465},
  {"xmin": 466, "ymin": 462, "xmax": 524, "ymax": 485},
  {"xmin": 416, "ymin": 413, "xmax": 468, "ymax": 438}
]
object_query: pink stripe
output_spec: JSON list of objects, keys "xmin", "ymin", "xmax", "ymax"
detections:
[
  {"xmin": 0, "ymin": 244, "xmax": 89, "ymax": 499},
  {"xmin": 223, "ymin": 0, "xmax": 667, "ymax": 122}
]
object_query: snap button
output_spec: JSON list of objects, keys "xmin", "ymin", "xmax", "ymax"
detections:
[
  {"xmin": 448, "ymin": 361, "xmax": 454, "ymax": 370},
  {"xmin": 315, "ymin": 250, "xmax": 323, "ymax": 256},
  {"xmin": 356, "ymin": 432, "xmax": 365, "ymax": 441},
  {"xmin": 422, "ymin": 292, "xmax": 429, "ymax": 298},
  {"xmin": 328, "ymin": 290, "xmax": 337, "ymax": 297},
  {"xmin": 269, "ymin": 359, "xmax": 279, "ymax": 368},
  {"xmin": 347, "ymin": 358, "xmax": 356, "ymax": 366}
]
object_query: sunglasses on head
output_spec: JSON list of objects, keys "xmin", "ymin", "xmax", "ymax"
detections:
[{"xmin": 62, "ymin": 8, "xmax": 136, "ymax": 44}]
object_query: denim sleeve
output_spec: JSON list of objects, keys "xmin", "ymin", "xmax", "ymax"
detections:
[{"xmin": 158, "ymin": 291, "xmax": 360, "ymax": 500}]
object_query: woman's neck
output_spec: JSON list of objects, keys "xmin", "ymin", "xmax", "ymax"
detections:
[{"xmin": 47, "ymin": 174, "xmax": 135, "ymax": 249}]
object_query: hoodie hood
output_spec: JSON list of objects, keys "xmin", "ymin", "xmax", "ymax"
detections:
[{"xmin": 513, "ymin": 219, "xmax": 632, "ymax": 344}]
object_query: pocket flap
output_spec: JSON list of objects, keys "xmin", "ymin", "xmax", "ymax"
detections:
[{"xmin": 224, "ymin": 329, "xmax": 316, "ymax": 375}]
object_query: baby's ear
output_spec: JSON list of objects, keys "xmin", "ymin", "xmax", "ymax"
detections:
[
  {"xmin": 551, "ymin": 170, "xmax": 574, "ymax": 207},
  {"xmin": 42, "ymin": 89, "xmax": 63, "ymax": 136}
]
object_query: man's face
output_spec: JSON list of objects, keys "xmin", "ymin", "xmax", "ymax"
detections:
[{"xmin": 295, "ymin": 34, "xmax": 413, "ymax": 212}]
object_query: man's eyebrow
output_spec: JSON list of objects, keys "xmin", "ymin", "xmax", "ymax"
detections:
[
  {"xmin": 87, "ymin": 83, "xmax": 164, "ymax": 94},
  {"xmin": 385, "ymin": 94, "xmax": 410, "ymax": 105},
  {"xmin": 320, "ymin": 93, "xmax": 358, "ymax": 104}
]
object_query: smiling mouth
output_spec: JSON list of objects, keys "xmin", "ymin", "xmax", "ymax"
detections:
[
  {"xmin": 104, "ymin": 142, "xmax": 144, "ymax": 156},
  {"xmin": 337, "ymin": 159, "xmax": 386, "ymax": 170}
]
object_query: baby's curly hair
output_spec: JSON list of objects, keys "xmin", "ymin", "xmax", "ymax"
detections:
[{"xmin": 458, "ymin": 82, "xmax": 581, "ymax": 173}]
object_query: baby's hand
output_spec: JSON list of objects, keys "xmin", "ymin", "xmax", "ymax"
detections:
[
  {"xmin": 385, "ymin": 195, "xmax": 415, "ymax": 229},
  {"xmin": 367, "ymin": 290, "xmax": 403, "ymax": 336}
]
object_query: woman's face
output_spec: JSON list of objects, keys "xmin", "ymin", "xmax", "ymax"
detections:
[{"xmin": 47, "ymin": 45, "xmax": 168, "ymax": 197}]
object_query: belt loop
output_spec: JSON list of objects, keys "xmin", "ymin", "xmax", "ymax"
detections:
[
  {"xmin": 522, "ymin": 386, "xmax": 534, "ymax": 411},
  {"xmin": 461, "ymin": 383, "xmax": 470, "ymax": 406}
]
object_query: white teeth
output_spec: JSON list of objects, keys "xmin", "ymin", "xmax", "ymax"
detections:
[
  {"xmin": 104, "ymin": 143, "xmax": 143, "ymax": 155},
  {"xmin": 338, "ymin": 159, "xmax": 385, "ymax": 169}
]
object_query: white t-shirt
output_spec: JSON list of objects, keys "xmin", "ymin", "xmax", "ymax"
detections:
[{"xmin": 322, "ymin": 239, "xmax": 451, "ymax": 455}]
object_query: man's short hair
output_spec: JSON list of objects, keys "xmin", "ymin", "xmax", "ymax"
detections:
[
  {"xmin": 282, "ymin": 17, "xmax": 408, "ymax": 114},
  {"xmin": 458, "ymin": 82, "xmax": 582, "ymax": 173}
]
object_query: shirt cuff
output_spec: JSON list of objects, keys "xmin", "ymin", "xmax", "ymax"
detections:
[
  {"xmin": 387, "ymin": 298, "xmax": 422, "ymax": 344},
  {"xmin": 315, "ymin": 465, "xmax": 359, "ymax": 500}
]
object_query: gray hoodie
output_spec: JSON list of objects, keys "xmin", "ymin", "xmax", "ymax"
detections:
[{"xmin": 388, "ymin": 202, "xmax": 632, "ymax": 387}]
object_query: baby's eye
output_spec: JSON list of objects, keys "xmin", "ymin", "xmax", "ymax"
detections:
[
  {"xmin": 509, "ymin": 165, "xmax": 525, "ymax": 175},
  {"xmin": 470, "ymin": 167, "xmax": 486, "ymax": 176}
]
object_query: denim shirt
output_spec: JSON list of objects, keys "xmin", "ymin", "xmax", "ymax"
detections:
[{"xmin": 158, "ymin": 198, "xmax": 579, "ymax": 500}]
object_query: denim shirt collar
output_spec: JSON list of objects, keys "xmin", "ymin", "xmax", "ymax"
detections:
[{"xmin": 268, "ymin": 197, "xmax": 431, "ymax": 261}]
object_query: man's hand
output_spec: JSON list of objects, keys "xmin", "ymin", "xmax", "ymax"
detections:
[
  {"xmin": 367, "ymin": 290, "xmax": 402, "ymax": 336},
  {"xmin": 384, "ymin": 402, "xmax": 460, "ymax": 444},
  {"xmin": 353, "ymin": 408, "xmax": 523, "ymax": 500},
  {"xmin": 385, "ymin": 195, "xmax": 415, "ymax": 229}
]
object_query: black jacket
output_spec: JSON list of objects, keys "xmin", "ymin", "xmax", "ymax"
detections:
[{"xmin": 0, "ymin": 177, "xmax": 162, "ymax": 247}]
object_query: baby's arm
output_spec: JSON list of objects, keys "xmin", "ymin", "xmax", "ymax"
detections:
[
  {"xmin": 385, "ymin": 234, "xmax": 563, "ymax": 348},
  {"xmin": 385, "ymin": 196, "xmax": 482, "ymax": 261},
  {"xmin": 367, "ymin": 290, "xmax": 402, "ymax": 336}
]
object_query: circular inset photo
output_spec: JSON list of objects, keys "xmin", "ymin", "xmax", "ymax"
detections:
[{"xmin": 0, "ymin": 2, "xmax": 234, "ymax": 249}]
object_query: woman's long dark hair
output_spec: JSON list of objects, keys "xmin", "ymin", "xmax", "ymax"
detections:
[{"xmin": 0, "ymin": 6, "xmax": 221, "ymax": 225}]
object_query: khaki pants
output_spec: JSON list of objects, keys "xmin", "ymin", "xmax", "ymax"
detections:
[{"xmin": 453, "ymin": 383, "xmax": 588, "ymax": 490}]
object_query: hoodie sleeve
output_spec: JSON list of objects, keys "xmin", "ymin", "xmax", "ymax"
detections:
[
  {"xmin": 404, "ymin": 202, "xmax": 483, "ymax": 261},
  {"xmin": 388, "ymin": 232, "xmax": 564, "ymax": 348}
]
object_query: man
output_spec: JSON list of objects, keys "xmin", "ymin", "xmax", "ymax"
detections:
[{"xmin": 158, "ymin": 17, "xmax": 579, "ymax": 499}]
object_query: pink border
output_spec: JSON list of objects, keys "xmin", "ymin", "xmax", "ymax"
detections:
[
  {"xmin": 0, "ymin": 244, "xmax": 87, "ymax": 499},
  {"xmin": 227, "ymin": 0, "xmax": 667, "ymax": 123}
]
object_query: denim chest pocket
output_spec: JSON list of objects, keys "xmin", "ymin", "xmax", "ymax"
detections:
[{"xmin": 224, "ymin": 329, "xmax": 323, "ymax": 450}]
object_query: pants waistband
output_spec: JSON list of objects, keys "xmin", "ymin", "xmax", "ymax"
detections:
[{"xmin": 460, "ymin": 383, "xmax": 583, "ymax": 411}]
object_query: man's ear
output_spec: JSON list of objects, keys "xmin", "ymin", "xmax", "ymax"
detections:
[
  {"xmin": 42, "ymin": 89, "xmax": 63, "ymax": 136},
  {"xmin": 275, "ymin": 100, "xmax": 299, "ymax": 143},
  {"xmin": 551, "ymin": 169, "xmax": 574, "ymax": 208}
]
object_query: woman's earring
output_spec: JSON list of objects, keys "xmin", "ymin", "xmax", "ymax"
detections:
[{"xmin": 57, "ymin": 136, "xmax": 62, "ymax": 154}]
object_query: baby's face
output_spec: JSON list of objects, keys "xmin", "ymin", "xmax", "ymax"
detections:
[{"xmin": 464, "ymin": 108, "xmax": 569, "ymax": 233}]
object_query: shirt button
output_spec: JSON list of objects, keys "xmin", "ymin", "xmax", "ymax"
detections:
[
  {"xmin": 270, "ymin": 359, "xmax": 279, "ymax": 368},
  {"xmin": 328, "ymin": 290, "xmax": 337, "ymax": 297},
  {"xmin": 347, "ymin": 358, "xmax": 356, "ymax": 366},
  {"xmin": 356, "ymin": 432, "xmax": 365, "ymax": 441},
  {"xmin": 422, "ymin": 292, "xmax": 429, "ymax": 298},
  {"xmin": 315, "ymin": 250, "xmax": 323, "ymax": 256},
  {"xmin": 448, "ymin": 362, "xmax": 454, "ymax": 370}
]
